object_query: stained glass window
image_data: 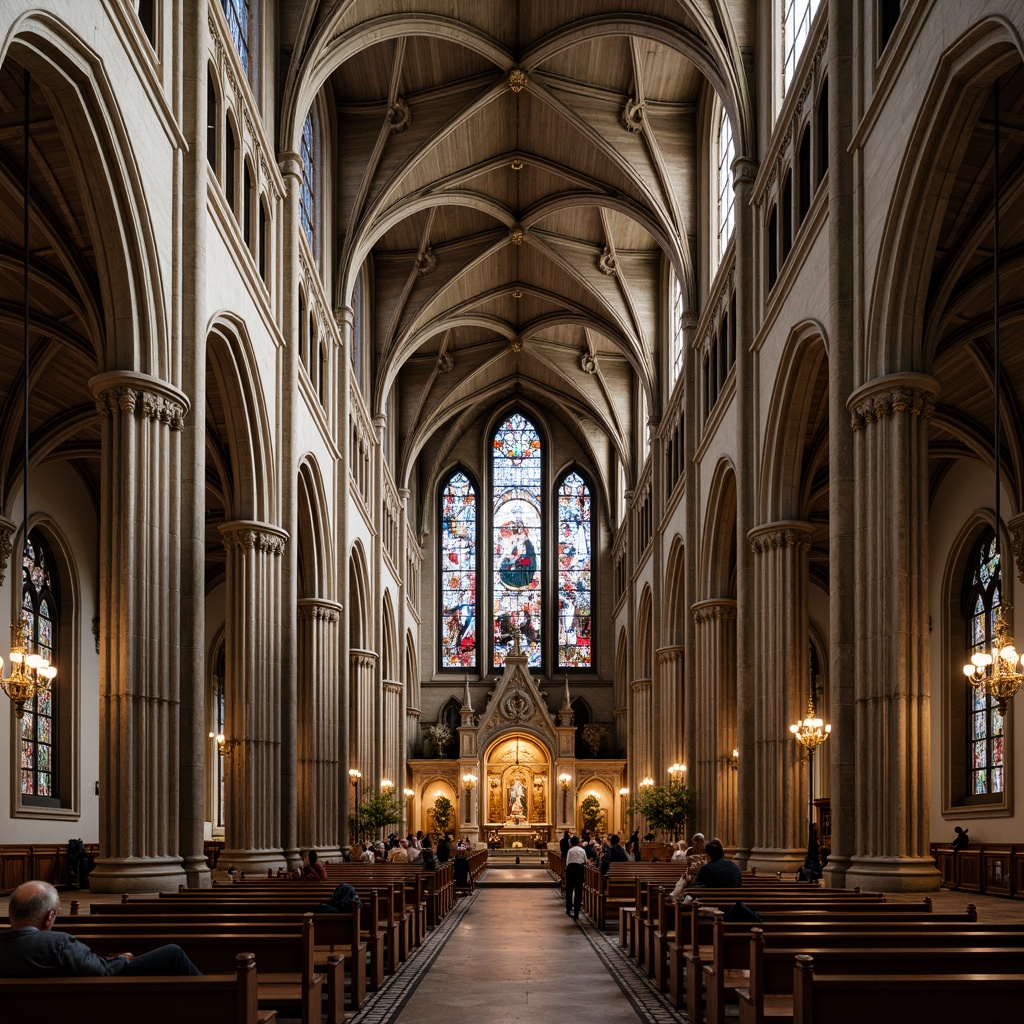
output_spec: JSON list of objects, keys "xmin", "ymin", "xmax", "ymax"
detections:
[
  {"xmin": 557, "ymin": 472, "xmax": 592, "ymax": 668},
  {"xmin": 222, "ymin": 0, "xmax": 250, "ymax": 76},
  {"xmin": 492, "ymin": 413, "xmax": 542, "ymax": 668},
  {"xmin": 440, "ymin": 471, "xmax": 477, "ymax": 668},
  {"xmin": 300, "ymin": 112, "xmax": 316, "ymax": 248},
  {"xmin": 964, "ymin": 530, "xmax": 1004, "ymax": 796},
  {"xmin": 20, "ymin": 532, "xmax": 58, "ymax": 801}
]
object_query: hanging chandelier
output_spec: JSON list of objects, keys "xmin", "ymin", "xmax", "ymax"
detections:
[
  {"xmin": 790, "ymin": 699, "xmax": 831, "ymax": 753},
  {"xmin": 1, "ymin": 70, "xmax": 56, "ymax": 719},
  {"xmin": 961, "ymin": 79, "xmax": 1022, "ymax": 718}
]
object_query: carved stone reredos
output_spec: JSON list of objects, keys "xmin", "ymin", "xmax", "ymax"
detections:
[{"xmin": 472, "ymin": 653, "xmax": 559, "ymax": 755}]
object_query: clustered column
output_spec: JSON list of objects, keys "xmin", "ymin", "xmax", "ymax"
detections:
[
  {"xmin": 748, "ymin": 523, "xmax": 813, "ymax": 874},
  {"xmin": 692, "ymin": 600, "xmax": 737, "ymax": 843},
  {"xmin": 88, "ymin": 373, "xmax": 190, "ymax": 892},
  {"xmin": 350, "ymin": 649, "xmax": 378, "ymax": 782},
  {"xmin": 847, "ymin": 375, "xmax": 941, "ymax": 891},
  {"xmin": 297, "ymin": 598, "xmax": 342, "ymax": 859},
  {"xmin": 629, "ymin": 677, "xmax": 653, "ymax": 784},
  {"xmin": 657, "ymin": 646, "xmax": 684, "ymax": 775},
  {"xmin": 219, "ymin": 520, "xmax": 288, "ymax": 872}
]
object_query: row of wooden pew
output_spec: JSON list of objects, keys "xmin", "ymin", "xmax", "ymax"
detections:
[
  {"xmin": 0, "ymin": 853, "xmax": 488, "ymax": 1024},
  {"xmin": 582, "ymin": 861, "xmax": 1024, "ymax": 1024}
]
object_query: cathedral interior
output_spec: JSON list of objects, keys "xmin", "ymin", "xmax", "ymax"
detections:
[{"xmin": 0, "ymin": 1, "xmax": 1022, "ymax": 897}]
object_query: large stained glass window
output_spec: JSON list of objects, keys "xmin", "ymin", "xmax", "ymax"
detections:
[
  {"xmin": 300, "ymin": 111, "xmax": 316, "ymax": 249},
  {"xmin": 440, "ymin": 471, "xmax": 477, "ymax": 668},
  {"xmin": 20, "ymin": 532, "xmax": 58, "ymax": 802},
  {"xmin": 965, "ymin": 529, "xmax": 1004, "ymax": 796},
  {"xmin": 557, "ymin": 472, "xmax": 592, "ymax": 668},
  {"xmin": 493, "ymin": 414, "xmax": 542, "ymax": 668}
]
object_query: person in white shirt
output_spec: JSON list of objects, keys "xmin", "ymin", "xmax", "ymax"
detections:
[{"xmin": 564, "ymin": 835, "xmax": 588, "ymax": 920}]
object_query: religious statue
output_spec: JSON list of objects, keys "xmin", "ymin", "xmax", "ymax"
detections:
[{"xmin": 509, "ymin": 778, "xmax": 527, "ymax": 819}]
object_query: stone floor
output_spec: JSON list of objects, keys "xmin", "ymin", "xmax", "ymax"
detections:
[{"xmin": 3, "ymin": 868, "xmax": 1023, "ymax": 1024}]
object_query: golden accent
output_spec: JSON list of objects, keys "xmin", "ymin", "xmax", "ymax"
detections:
[
  {"xmin": 508, "ymin": 69, "xmax": 527, "ymax": 93},
  {"xmin": 1, "ymin": 623, "xmax": 56, "ymax": 720},
  {"xmin": 510, "ymin": 159, "xmax": 524, "ymax": 171}
]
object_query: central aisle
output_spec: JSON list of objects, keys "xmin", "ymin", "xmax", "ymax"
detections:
[{"xmin": 390, "ymin": 881, "xmax": 645, "ymax": 1023}]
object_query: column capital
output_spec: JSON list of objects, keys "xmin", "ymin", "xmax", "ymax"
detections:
[
  {"xmin": 297, "ymin": 597, "xmax": 342, "ymax": 623},
  {"xmin": 732, "ymin": 154, "xmax": 759, "ymax": 190},
  {"xmin": 333, "ymin": 304, "xmax": 354, "ymax": 333},
  {"xmin": 848, "ymin": 373, "xmax": 940, "ymax": 431},
  {"xmin": 90, "ymin": 371, "xmax": 190, "ymax": 430},
  {"xmin": 219, "ymin": 520, "xmax": 289, "ymax": 555},
  {"xmin": 631, "ymin": 678, "xmax": 652, "ymax": 693},
  {"xmin": 748, "ymin": 520, "xmax": 814, "ymax": 555},
  {"xmin": 278, "ymin": 150, "xmax": 302, "ymax": 181},
  {"xmin": 691, "ymin": 598, "xmax": 737, "ymax": 623},
  {"xmin": 657, "ymin": 645, "xmax": 685, "ymax": 664}
]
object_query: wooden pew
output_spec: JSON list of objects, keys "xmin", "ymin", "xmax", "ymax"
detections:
[
  {"xmin": 47, "ymin": 913, "xmax": 339, "ymax": 1024},
  {"xmin": 736, "ymin": 928, "xmax": 1024, "ymax": 1024},
  {"xmin": 0, "ymin": 951, "xmax": 273, "ymax": 1024},
  {"xmin": 68, "ymin": 910, "xmax": 366, "ymax": 1008},
  {"xmin": 790, "ymin": 954, "xmax": 1024, "ymax": 1024},
  {"xmin": 710, "ymin": 919, "xmax": 1024, "ymax": 1024},
  {"xmin": 87, "ymin": 896, "xmax": 377, "ymax": 998}
]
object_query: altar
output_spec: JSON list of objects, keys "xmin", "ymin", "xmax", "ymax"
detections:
[{"xmin": 488, "ymin": 823, "xmax": 552, "ymax": 849}]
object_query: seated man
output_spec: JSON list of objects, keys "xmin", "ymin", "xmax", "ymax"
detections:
[
  {"xmin": 691, "ymin": 838, "xmax": 742, "ymax": 888},
  {"xmin": 0, "ymin": 880, "xmax": 202, "ymax": 977},
  {"xmin": 295, "ymin": 848, "xmax": 328, "ymax": 880}
]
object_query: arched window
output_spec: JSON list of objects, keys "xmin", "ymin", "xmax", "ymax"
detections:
[
  {"xmin": 784, "ymin": 0, "xmax": 822, "ymax": 93},
  {"xmin": 20, "ymin": 532, "xmax": 59, "ymax": 804},
  {"xmin": 963, "ymin": 530, "xmax": 1005, "ymax": 796},
  {"xmin": 440, "ymin": 471, "xmax": 477, "ymax": 668},
  {"xmin": 222, "ymin": 0, "xmax": 253, "ymax": 78},
  {"xmin": 557, "ymin": 472, "xmax": 592, "ymax": 668},
  {"xmin": 492, "ymin": 413, "xmax": 542, "ymax": 669},
  {"xmin": 717, "ymin": 110, "xmax": 735, "ymax": 258},
  {"xmin": 300, "ymin": 111, "xmax": 317, "ymax": 251},
  {"xmin": 352, "ymin": 272, "xmax": 365, "ymax": 389},
  {"xmin": 668, "ymin": 273, "xmax": 685, "ymax": 385}
]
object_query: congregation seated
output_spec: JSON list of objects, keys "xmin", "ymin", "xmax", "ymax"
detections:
[
  {"xmin": 690, "ymin": 838, "xmax": 741, "ymax": 887},
  {"xmin": 0, "ymin": 881, "xmax": 201, "ymax": 977}
]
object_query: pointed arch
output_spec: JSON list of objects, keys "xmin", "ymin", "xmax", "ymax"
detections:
[
  {"xmin": 664, "ymin": 534, "xmax": 686, "ymax": 645},
  {"xmin": 636, "ymin": 585, "xmax": 654, "ymax": 680},
  {"xmin": 382, "ymin": 590, "xmax": 397, "ymax": 682},
  {"xmin": 348, "ymin": 540, "xmax": 370, "ymax": 651},
  {"xmin": 700, "ymin": 459, "xmax": 738, "ymax": 599},
  {"xmin": 296, "ymin": 456, "xmax": 333, "ymax": 600}
]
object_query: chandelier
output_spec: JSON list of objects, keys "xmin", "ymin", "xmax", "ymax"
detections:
[
  {"xmin": 1, "ymin": 71, "xmax": 56, "ymax": 718},
  {"xmin": 789, "ymin": 700, "xmax": 831, "ymax": 753},
  {"xmin": 961, "ymin": 80, "xmax": 1023, "ymax": 718}
]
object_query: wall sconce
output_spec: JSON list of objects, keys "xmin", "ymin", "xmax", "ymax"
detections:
[
  {"xmin": 403, "ymin": 788, "xmax": 415, "ymax": 799},
  {"xmin": 349, "ymin": 768, "xmax": 362, "ymax": 807},
  {"xmin": 639, "ymin": 777, "xmax": 654, "ymax": 789},
  {"xmin": 726, "ymin": 749, "xmax": 739, "ymax": 771},
  {"xmin": 381, "ymin": 779, "xmax": 395, "ymax": 794},
  {"xmin": 558, "ymin": 772, "xmax": 572, "ymax": 821},
  {"xmin": 667, "ymin": 762, "xmax": 687, "ymax": 785},
  {"xmin": 461, "ymin": 773, "xmax": 478, "ymax": 824},
  {"xmin": 619, "ymin": 787, "xmax": 629, "ymax": 797},
  {"xmin": 209, "ymin": 732, "xmax": 235, "ymax": 756}
]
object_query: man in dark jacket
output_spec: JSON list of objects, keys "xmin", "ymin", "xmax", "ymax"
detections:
[
  {"xmin": 691, "ymin": 838, "xmax": 742, "ymax": 887},
  {"xmin": 600, "ymin": 834, "xmax": 630, "ymax": 875},
  {"xmin": 0, "ymin": 881, "xmax": 201, "ymax": 977}
]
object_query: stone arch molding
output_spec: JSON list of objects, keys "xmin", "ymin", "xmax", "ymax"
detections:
[
  {"xmin": 866, "ymin": 17, "xmax": 1024, "ymax": 378},
  {"xmin": 2, "ymin": 14, "xmax": 174, "ymax": 379}
]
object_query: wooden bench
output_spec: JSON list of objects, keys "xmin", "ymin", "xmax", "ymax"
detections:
[
  {"xmin": 87, "ymin": 896, "xmax": 376, "ymax": 999},
  {"xmin": 46, "ymin": 913, "xmax": 337, "ymax": 1024},
  {"xmin": 0, "ymin": 951, "xmax": 274, "ymax": 1024},
  {"xmin": 710, "ymin": 919, "xmax": 1024, "ymax": 1024},
  {"xmin": 789, "ymin": 955, "xmax": 1024, "ymax": 1024}
]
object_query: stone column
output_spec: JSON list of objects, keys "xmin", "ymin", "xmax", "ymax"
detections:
[
  {"xmin": 383, "ymin": 679, "xmax": 402, "ymax": 787},
  {"xmin": 297, "ymin": 598, "xmax": 342, "ymax": 859},
  {"xmin": 88, "ymin": 373, "xmax": 190, "ymax": 892},
  {"xmin": 748, "ymin": 523, "xmax": 814, "ymax": 876},
  {"xmin": 732, "ymin": 154, "xmax": 759, "ymax": 866},
  {"xmin": 397, "ymin": 487, "xmax": 411, "ymax": 773},
  {"xmin": 176, "ymin": 0, "xmax": 212, "ymax": 890},
  {"xmin": 825, "ymin": 0, "xmax": 858, "ymax": 892},
  {"xmin": 692, "ymin": 600, "xmax": 737, "ymax": 844},
  {"xmin": 350, "ymin": 648, "xmax": 378, "ymax": 781},
  {"xmin": 847, "ymin": 374, "xmax": 941, "ymax": 891},
  {"xmin": 218, "ymin": 520, "xmax": 288, "ymax": 872},
  {"xmin": 278, "ymin": 150, "xmax": 303, "ymax": 871},
  {"xmin": 630, "ymin": 678, "xmax": 653, "ymax": 782},
  {"xmin": 657, "ymin": 645, "xmax": 685, "ymax": 766}
]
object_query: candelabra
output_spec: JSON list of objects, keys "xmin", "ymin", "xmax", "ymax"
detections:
[
  {"xmin": 461, "ymin": 773, "xmax": 477, "ymax": 823},
  {"xmin": 790, "ymin": 700, "xmax": 831, "ymax": 874}
]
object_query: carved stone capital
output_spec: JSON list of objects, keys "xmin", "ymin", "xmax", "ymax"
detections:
[
  {"xmin": 297, "ymin": 598, "xmax": 342, "ymax": 624},
  {"xmin": 847, "ymin": 373, "xmax": 940, "ymax": 431},
  {"xmin": 657, "ymin": 645, "xmax": 685, "ymax": 665},
  {"xmin": 220, "ymin": 520, "xmax": 289, "ymax": 556},
  {"xmin": 691, "ymin": 599, "xmax": 738, "ymax": 624},
  {"xmin": 90, "ymin": 372, "xmax": 189, "ymax": 431},
  {"xmin": 748, "ymin": 521, "xmax": 814, "ymax": 556}
]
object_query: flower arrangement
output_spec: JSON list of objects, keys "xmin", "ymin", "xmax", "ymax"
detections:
[{"xmin": 426, "ymin": 721, "xmax": 454, "ymax": 757}]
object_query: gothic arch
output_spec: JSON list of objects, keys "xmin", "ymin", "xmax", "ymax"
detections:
[
  {"xmin": 700, "ymin": 459, "xmax": 737, "ymax": 599},
  {"xmin": 636, "ymin": 585, "xmax": 653, "ymax": 680},
  {"xmin": 382, "ymin": 590, "xmax": 397, "ymax": 681},
  {"xmin": 866, "ymin": 18, "xmax": 1024, "ymax": 377},
  {"xmin": 759, "ymin": 321, "xmax": 829, "ymax": 523},
  {"xmin": 664, "ymin": 534, "xmax": 686, "ymax": 645},
  {"xmin": 297, "ymin": 456, "xmax": 333, "ymax": 600},
  {"xmin": 348, "ymin": 540, "xmax": 370, "ymax": 651},
  {"xmin": 206, "ymin": 316, "xmax": 277, "ymax": 523}
]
